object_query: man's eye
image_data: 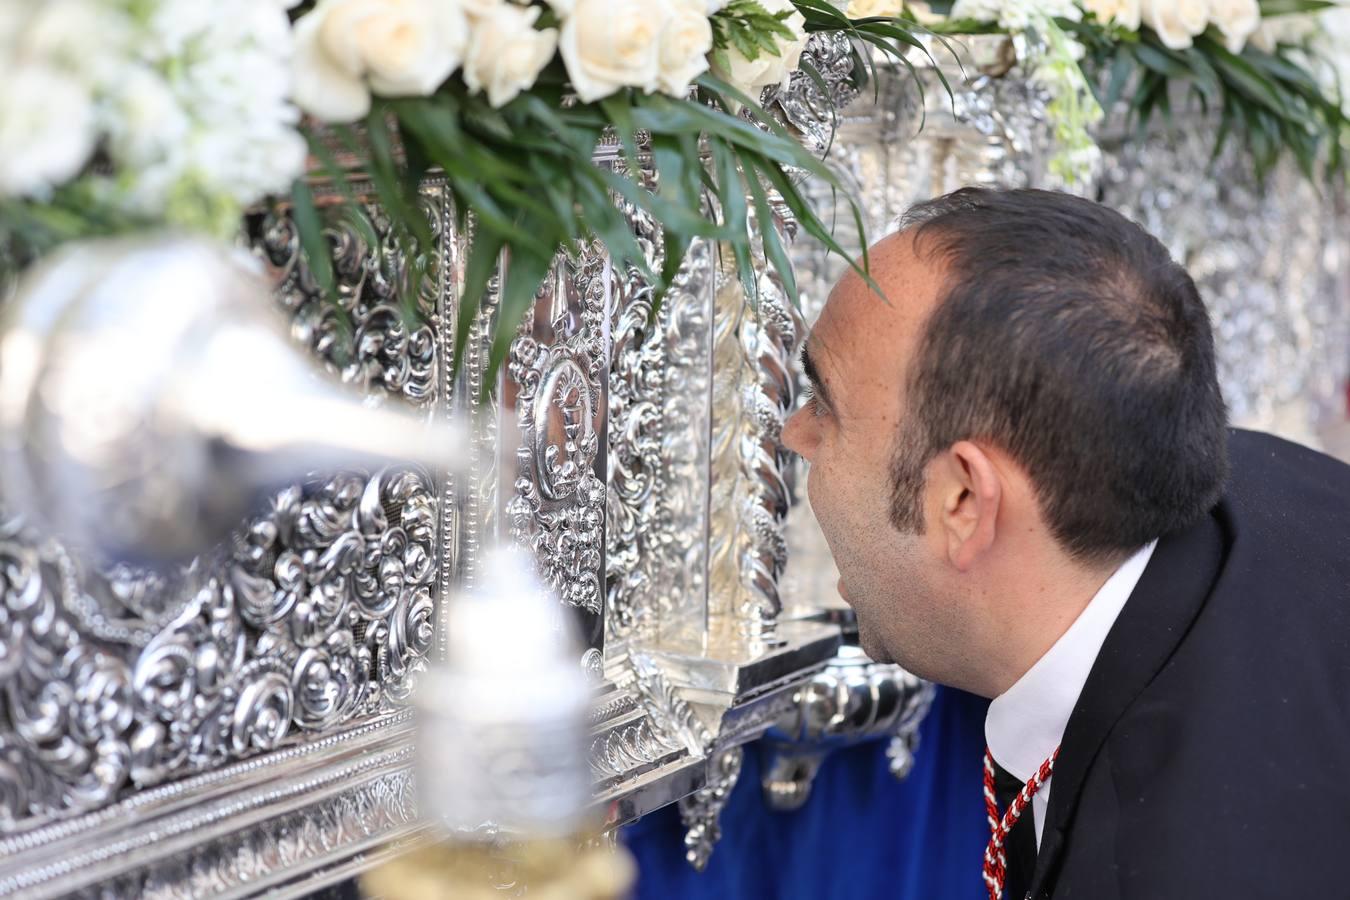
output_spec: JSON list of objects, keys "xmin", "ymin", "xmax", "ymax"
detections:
[{"xmin": 802, "ymin": 387, "xmax": 829, "ymax": 417}]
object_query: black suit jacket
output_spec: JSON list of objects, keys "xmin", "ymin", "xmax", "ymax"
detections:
[{"xmin": 1028, "ymin": 428, "xmax": 1350, "ymax": 899}]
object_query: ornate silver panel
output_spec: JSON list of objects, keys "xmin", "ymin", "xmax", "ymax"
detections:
[
  {"xmin": 677, "ymin": 746, "xmax": 743, "ymax": 872},
  {"xmin": 0, "ymin": 181, "xmax": 462, "ymax": 894},
  {"xmin": 607, "ymin": 228, "xmax": 715, "ymax": 651},
  {"xmin": 0, "ymin": 722, "xmax": 419, "ymax": 898},
  {"xmin": 254, "ymin": 194, "xmax": 442, "ymax": 407},
  {"xmin": 507, "ymin": 241, "xmax": 610, "ymax": 656},
  {"xmin": 0, "ymin": 187, "xmax": 449, "ymax": 838}
]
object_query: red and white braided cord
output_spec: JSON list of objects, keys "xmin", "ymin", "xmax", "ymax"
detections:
[{"xmin": 982, "ymin": 746, "xmax": 1059, "ymax": 900}]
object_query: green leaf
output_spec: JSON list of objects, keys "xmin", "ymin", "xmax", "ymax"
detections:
[
  {"xmin": 394, "ymin": 114, "xmax": 553, "ymax": 259},
  {"xmin": 1103, "ymin": 46, "xmax": 1136, "ymax": 112},
  {"xmin": 743, "ymin": 164, "xmax": 798, "ymax": 310},
  {"xmin": 709, "ymin": 137, "xmax": 755, "ymax": 300},
  {"xmin": 304, "ymin": 130, "xmax": 365, "ymax": 214},
  {"xmin": 599, "ymin": 93, "xmax": 643, "ymax": 176},
  {"xmin": 650, "ymin": 227, "xmax": 695, "ymax": 324},
  {"xmin": 712, "ymin": 0, "xmax": 796, "ymax": 60},
  {"xmin": 596, "ymin": 165, "xmax": 728, "ymax": 239},
  {"xmin": 749, "ymin": 151, "xmax": 886, "ymax": 302},
  {"xmin": 1201, "ymin": 37, "xmax": 1288, "ymax": 115},
  {"xmin": 365, "ymin": 107, "xmax": 434, "ymax": 256},
  {"xmin": 290, "ymin": 180, "xmax": 336, "ymax": 304},
  {"xmin": 1133, "ymin": 42, "xmax": 1192, "ymax": 81},
  {"xmin": 1132, "ymin": 71, "xmax": 1165, "ymax": 137},
  {"xmin": 568, "ymin": 159, "xmax": 655, "ymax": 281},
  {"xmin": 1258, "ymin": 0, "xmax": 1335, "ymax": 15},
  {"xmin": 702, "ymin": 74, "xmax": 876, "ymax": 287},
  {"xmin": 730, "ymin": 23, "xmax": 762, "ymax": 59}
]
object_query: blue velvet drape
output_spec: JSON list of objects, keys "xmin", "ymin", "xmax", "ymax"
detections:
[{"xmin": 622, "ymin": 687, "xmax": 990, "ymax": 900}]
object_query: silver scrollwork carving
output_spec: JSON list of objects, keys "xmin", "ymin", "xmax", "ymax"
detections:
[
  {"xmin": 507, "ymin": 243, "xmax": 609, "ymax": 616},
  {"xmin": 678, "ymin": 746, "xmax": 744, "ymax": 873},
  {"xmin": 771, "ymin": 33, "xmax": 862, "ymax": 156},
  {"xmin": 0, "ymin": 463, "xmax": 437, "ymax": 829},
  {"xmin": 0, "ymin": 184, "xmax": 451, "ymax": 834},
  {"xmin": 250, "ymin": 190, "xmax": 442, "ymax": 407},
  {"xmin": 760, "ymin": 646, "xmax": 935, "ymax": 811}
]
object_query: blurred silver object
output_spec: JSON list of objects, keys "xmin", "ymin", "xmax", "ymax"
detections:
[
  {"xmin": 0, "ymin": 235, "xmax": 467, "ymax": 563},
  {"xmin": 415, "ymin": 545, "xmax": 592, "ymax": 839}
]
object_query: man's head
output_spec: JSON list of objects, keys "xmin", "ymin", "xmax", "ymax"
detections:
[{"xmin": 782, "ymin": 187, "xmax": 1229, "ymax": 695}]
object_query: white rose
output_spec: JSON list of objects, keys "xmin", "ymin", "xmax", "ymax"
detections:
[
  {"xmin": 326, "ymin": 0, "xmax": 468, "ymax": 96},
  {"xmin": 459, "ymin": 0, "xmax": 504, "ymax": 19},
  {"xmin": 1208, "ymin": 0, "xmax": 1260, "ymax": 53},
  {"xmin": 559, "ymin": 0, "xmax": 663, "ymax": 103},
  {"xmin": 712, "ymin": 0, "xmax": 807, "ymax": 99},
  {"xmin": 949, "ymin": 0, "xmax": 1001, "ymax": 23},
  {"xmin": 1248, "ymin": 13, "xmax": 1317, "ymax": 52},
  {"xmin": 292, "ymin": 0, "xmax": 468, "ymax": 122},
  {"xmin": 293, "ymin": 9, "xmax": 372, "ymax": 121},
  {"xmin": 1141, "ymin": 0, "xmax": 1208, "ymax": 50},
  {"xmin": 463, "ymin": 3, "xmax": 558, "ymax": 108},
  {"xmin": 1081, "ymin": 0, "xmax": 1141, "ymax": 31},
  {"xmin": 657, "ymin": 0, "xmax": 714, "ymax": 96},
  {"xmin": 0, "ymin": 63, "xmax": 96, "ymax": 197},
  {"xmin": 846, "ymin": 0, "xmax": 903, "ymax": 18},
  {"xmin": 907, "ymin": 2, "xmax": 946, "ymax": 24}
]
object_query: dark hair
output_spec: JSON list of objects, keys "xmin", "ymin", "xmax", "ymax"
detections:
[{"xmin": 890, "ymin": 187, "xmax": 1229, "ymax": 561}]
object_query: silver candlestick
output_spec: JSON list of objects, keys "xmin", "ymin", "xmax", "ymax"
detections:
[{"xmin": 0, "ymin": 235, "xmax": 468, "ymax": 564}]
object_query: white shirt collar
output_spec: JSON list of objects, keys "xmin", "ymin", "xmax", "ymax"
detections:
[{"xmin": 985, "ymin": 540, "xmax": 1157, "ymax": 784}]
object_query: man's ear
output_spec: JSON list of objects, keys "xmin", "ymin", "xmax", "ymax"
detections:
[{"xmin": 932, "ymin": 440, "xmax": 1002, "ymax": 571}]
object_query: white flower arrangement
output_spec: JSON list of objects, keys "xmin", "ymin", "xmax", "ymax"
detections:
[
  {"xmin": 0, "ymin": 0, "xmax": 307, "ymax": 239},
  {"xmin": 287, "ymin": 0, "xmax": 789, "ymax": 113}
]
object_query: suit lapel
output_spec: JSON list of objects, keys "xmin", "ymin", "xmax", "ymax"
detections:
[{"xmin": 1027, "ymin": 506, "xmax": 1229, "ymax": 898}]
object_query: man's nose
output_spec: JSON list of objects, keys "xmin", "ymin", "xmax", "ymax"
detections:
[{"xmin": 782, "ymin": 406, "xmax": 812, "ymax": 459}]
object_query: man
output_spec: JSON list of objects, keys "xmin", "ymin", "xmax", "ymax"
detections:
[{"xmin": 781, "ymin": 187, "xmax": 1350, "ymax": 899}]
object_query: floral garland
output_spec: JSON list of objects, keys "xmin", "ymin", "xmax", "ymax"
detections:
[{"xmin": 852, "ymin": 0, "xmax": 1350, "ymax": 184}]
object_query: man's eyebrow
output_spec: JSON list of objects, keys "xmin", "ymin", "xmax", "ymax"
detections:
[{"xmin": 801, "ymin": 342, "xmax": 833, "ymax": 409}]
